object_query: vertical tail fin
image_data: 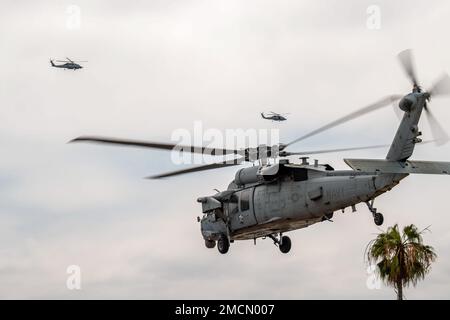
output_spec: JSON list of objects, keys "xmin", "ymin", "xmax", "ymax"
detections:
[
  {"xmin": 50, "ymin": 59, "xmax": 55, "ymax": 67},
  {"xmin": 386, "ymin": 93, "xmax": 427, "ymax": 161}
]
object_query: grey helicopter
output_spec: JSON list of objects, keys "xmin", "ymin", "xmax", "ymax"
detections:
[
  {"xmin": 70, "ymin": 50, "xmax": 450, "ymax": 255},
  {"xmin": 261, "ymin": 111, "xmax": 289, "ymax": 122},
  {"xmin": 50, "ymin": 57, "xmax": 86, "ymax": 70}
]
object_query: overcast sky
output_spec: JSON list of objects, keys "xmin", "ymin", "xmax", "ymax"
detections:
[{"xmin": 1, "ymin": 0, "xmax": 450, "ymax": 299}]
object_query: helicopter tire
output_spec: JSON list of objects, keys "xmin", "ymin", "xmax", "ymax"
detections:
[
  {"xmin": 374, "ymin": 212, "xmax": 384, "ymax": 226},
  {"xmin": 217, "ymin": 235, "xmax": 230, "ymax": 254},
  {"xmin": 279, "ymin": 236, "xmax": 292, "ymax": 254},
  {"xmin": 205, "ymin": 239, "xmax": 216, "ymax": 249}
]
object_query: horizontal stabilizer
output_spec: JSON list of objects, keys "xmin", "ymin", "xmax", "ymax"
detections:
[{"xmin": 344, "ymin": 158, "xmax": 450, "ymax": 175}]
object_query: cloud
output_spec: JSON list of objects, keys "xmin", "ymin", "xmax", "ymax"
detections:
[{"xmin": 1, "ymin": 0, "xmax": 450, "ymax": 299}]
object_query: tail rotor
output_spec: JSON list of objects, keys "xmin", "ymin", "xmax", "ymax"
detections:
[{"xmin": 397, "ymin": 49, "xmax": 450, "ymax": 145}]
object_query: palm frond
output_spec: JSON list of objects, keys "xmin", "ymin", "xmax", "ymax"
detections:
[{"xmin": 366, "ymin": 223, "xmax": 437, "ymax": 298}]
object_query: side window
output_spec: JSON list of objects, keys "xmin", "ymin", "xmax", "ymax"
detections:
[
  {"xmin": 240, "ymin": 189, "xmax": 251, "ymax": 211},
  {"xmin": 229, "ymin": 194, "xmax": 239, "ymax": 214}
]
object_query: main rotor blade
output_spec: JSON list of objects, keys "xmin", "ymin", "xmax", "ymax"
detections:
[
  {"xmin": 284, "ymin": 139, "xmax": 437, "ymax": 156},
  {"xmin": 424, "ymin": 108, "xmax": 449, "ymax": 146},
  {"xmin": 66, "ymin": 57, "xmax": 74, "ymax": 63},
  {"xmin": 283, "ymin": 144, "xmax": 390, "ymax": 156},
  {"xmin": 428, "ymin": 73, "xmax": 450, "ymax": 97},
  {"xmin": 392, "ymin": 101, "xmax": 403, "ymax": 120},
  {"xmin": 146, "ymin": 158, "xmax": 244, "ymax": 179},
  {"xmin": 285, "ymin": 95, "xmax": 402, "ymax": 147},
  {"xmin": 58, "ymin": 59, "xmax": 87, "ymax": 63},
  {"xmin": 398, "ymin": 49, "xmax": 419, "ymax": 87},
  {"xmin": 70, "ymin": 136, "xmax": 239, "ymax": 156}
]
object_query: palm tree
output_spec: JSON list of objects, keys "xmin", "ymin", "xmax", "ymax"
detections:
[{"xmin": 366, "ymin": 224, "xmax": 437, "ymax": 300}]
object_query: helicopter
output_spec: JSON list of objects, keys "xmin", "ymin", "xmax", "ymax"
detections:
[
  {"xmin": 50, "ymin": 57, "xmax": 86, "ymax": 70},
  {"xmin": 261, "ymin": 111, "xmax": 289, "ymax": 122},
  {"xmin": 70, "ymin": 50, "xmax": 450, "ymax": 255}
]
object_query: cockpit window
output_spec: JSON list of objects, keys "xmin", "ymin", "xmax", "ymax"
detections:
[{"xmin": 240, "ymin": 189, "xmax": 251, "ymax": 211}]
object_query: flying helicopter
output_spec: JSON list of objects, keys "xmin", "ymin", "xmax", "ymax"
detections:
[
  {"xmin": 261, "ymin": 111, "xmax": 289, "ymax": 122},
  {"xmin": 70, "ymin": 50, "xmax": 450, "ymax": 255},
  {"xmin": 50, "ymin": 57, "xmax": 87, "ymax": 70}
]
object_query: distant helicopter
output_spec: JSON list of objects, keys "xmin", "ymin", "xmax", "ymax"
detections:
[
  {"xmin": 50, "ymin": 57, "xmax": 87, "ymax": 70},
  {"xmin": 261, "ymin": 111, "xmax": 289, "ymax": 122},
  {"xmin": 70, "ymin": 50, "xmax": 450, "ymax": 255}
]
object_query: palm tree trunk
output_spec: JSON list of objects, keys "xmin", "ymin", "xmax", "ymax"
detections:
[{"xmin": 396, "ymin": 279, "xmax": 403, "ymax": 300}]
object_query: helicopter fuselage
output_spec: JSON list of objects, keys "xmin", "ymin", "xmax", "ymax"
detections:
[
  {"xmin": 51, "ymin": 63, "xmax": 82, "ymax": 70},
  {"xmin": 261, "ymin": 113, "xmax": 287, "ymax": 121},
  {"xmin": 268, "ymin": 115, "xmax": 286, "ymax": 121},
  {"xmin": 199, "ymin": 162, "xmax": 407, "ymax": 242}
]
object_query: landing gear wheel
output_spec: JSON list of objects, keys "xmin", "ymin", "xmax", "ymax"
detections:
[
  {"xmin": 279, "ymin": 236, "xmax": 292, "ymax": 254},
  {"xmin": 217, "ymin": 235, "xmax": 230, "ymax": 254},
  {"xmin": 374, "ymin": 212, "xmax": 384, "ymax": 226},
  {"xmin": 205, "ymin": 240, "xmax": 216, "ymax": 249}
]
